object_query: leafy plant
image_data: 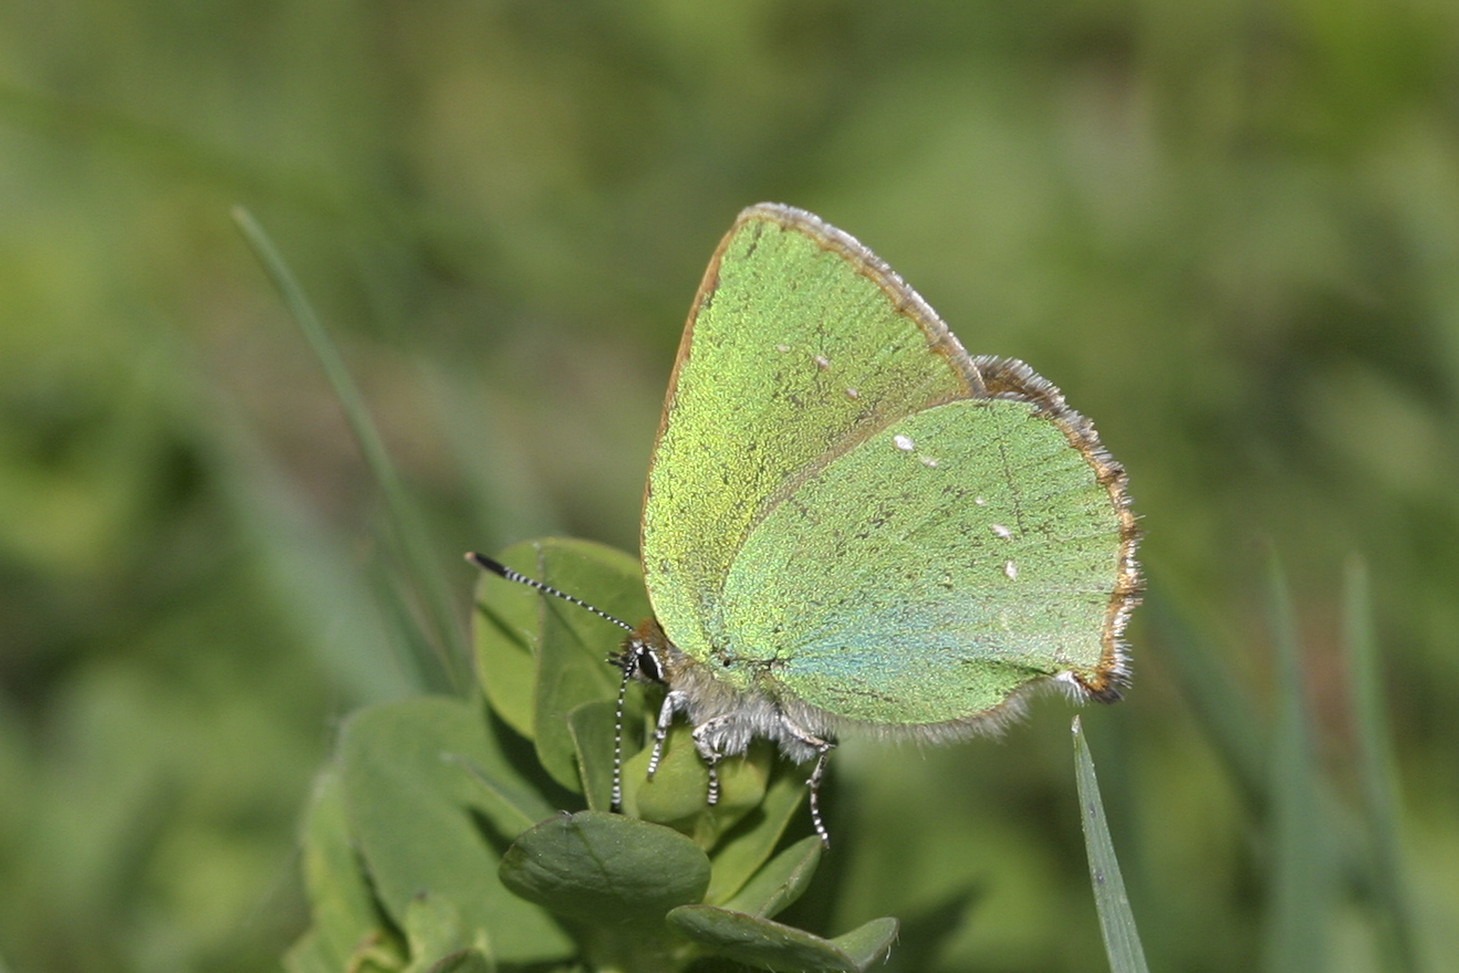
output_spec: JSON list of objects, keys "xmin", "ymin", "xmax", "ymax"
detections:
[{"xmin": 284, "ymin": 537, "xmax": 899, "ymax": 973}]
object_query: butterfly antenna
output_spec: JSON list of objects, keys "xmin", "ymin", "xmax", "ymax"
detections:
[
  {"xmin": 467, "ymin": 551, "xmax": 639, "ymax": 812},
  {"xmin": 465, "ymin": 552, "xmax": 634, "ymax": 632}
]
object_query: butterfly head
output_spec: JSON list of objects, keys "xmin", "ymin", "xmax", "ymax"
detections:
[{"xmin": 611, "ymin": 618, "xmax": 671, "ymax": 686}]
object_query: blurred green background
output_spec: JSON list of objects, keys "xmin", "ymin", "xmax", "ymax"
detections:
[{"xmin": 2, "ymin": 1, "xmax": 1456, "ymax": 970}]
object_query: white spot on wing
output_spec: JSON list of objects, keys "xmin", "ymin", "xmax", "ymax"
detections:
[
  {"xmin": 1003, "ymin": 559, "xmax": 1018, "ymax": 580},
  {"xmin": 990, "ymin": 523, "xmax": 1012, "ymax": 540},
  {"xmin": 893, "ymin": 434, "xmax": 915, "ymax": 452}
]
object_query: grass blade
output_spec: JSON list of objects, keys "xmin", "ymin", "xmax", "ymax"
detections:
[
  {"xmin": 1072, "ymin": 716, "xmax": 1150, "ymax": 973},
  {"xmin": 210, "ymin": 405, "xmax": 417, "ymax": 703},
  {"xmin": 232, "ymin": 206, "xmax": 466, "ymax": 691},
  {"xmin": 1145, "ymin": 589, "xmax": 1268, "ymax": 811},
  {"xmin": 1343, "ymin": 556, "xmax": 1428, "ymax": 972},
  {"xmin": 1262, "ymin": 552, "xmax": 1328, "ymax": 973}
]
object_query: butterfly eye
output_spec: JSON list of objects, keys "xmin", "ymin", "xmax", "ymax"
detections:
[{"xmin": 635, "ymin": 646, "xmax": 663, "ymax": 683}]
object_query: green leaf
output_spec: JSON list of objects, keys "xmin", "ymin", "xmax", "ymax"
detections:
[
  {"xmin": 285, "ymin": 927, "xmax": 406, "ymax": 973},
  {"xmin": 829, "ymin": 917, "xmax": 902, "ymax": 970},
  {"xmin": 470, "ymin": 560, "xmax": 541, "ymax": 739},
  {"xmin": 283, "ymin": 932, "xmax": 343, "ymax": 973},
  {"xmin": 621, "ymin": 725, "xmax": 773, "ymax": 847},
  {"xmin": 717, "ymin": 835, "xmax": 822, "ymax": 918},
  {"xmin": 667, "ymin": 906, "xmax": 897, "ymax": 972},
  {"xmin": 473, "ymin": 538, "xmax": 649, "ymax": 792},
  {"xmin": 621, "ymin": 722, "xmax": 712, "ymax": 825},
  {"xmin": 340, "ymin": 697, "xmax": 573, "ymax": 964},
  {"xmin": 401, "ymin": 893, "xmax": 473, "ymax": 973},
  {"xmin": 450, "ymin": 753, "xmax": 552, "ymax": 840},
  {"xmin": 1072, "ymin": 716, "xmax": 1149, "ymax": 973},
  {"xmin": 568, "ymin": 697, "xmax": 626, "ymax": 813},
  {"xmin": 424, "ymin": 950, "xmax": 494, "ymax": 973},
  {"xmin": 291, "ymin": 765, "xmax": 402, "ymax": 973},
  {"xmin": 530, "ymin": 540, "xmax": 647, "ymax": 792},
  {"xmin": 703, "ymin": 761, "xmax": 809, "ymax": 905},
  {"xmin": 499, "ymin": 810, "xmax": 711, "ymax": 923}
]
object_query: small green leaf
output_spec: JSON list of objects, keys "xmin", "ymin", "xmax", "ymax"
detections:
[
  {"xmin": 451, "ymin": 756, "xmax": 550, "ymax": 839},
  {"xmin": 470, "ymin": 562, "xmax": 541, "ymax": 739},
  {"xmin": 499, "ymin": 810, "xmax": 711, "ymax": 923},
  {"xmin": 402, "ymin": 893, "xmax": 472, "ymax": 972},
  {"xmin": 423, "ymin": 951, "xmax": 496, "ymax": 973},
  {"xmin": 340, "ymin": 697, "xmax": 573, "ymax": 964},
  {"xmin": 1072, "ymin": 716, "xmax": 1149, "ymax": 973},
  {"xmin": 621, "ymin": 725, "xmax": 771, "ymax": 846},
  {"xmin": 667, "ymin": 906, "xmax": 897, "ymax": 972},
  {"xmin": 829, "ymin": 917, "xmax": 902, "ymax": 970},
  {"xmin": 718, "ymin": 835, "xmax": 822, "ymax": 918},
  {"xmin": 532, "ymin": 541, "xmax": 647, "ymax": 791},
  {"xmin": 424, "ymin": 950, "xmax": 494, "ymax": 973},
  {"xmin": 622, "ymin": 723, "xmax": 712, "ymax": 825},
  {"xmin": 292, "ymin": 766, "xmax": 399, "ymax": 972},
  {"xmin": 474, "ymin": 537, "xmax": 641, "ymax": 744},
  {"xmin": 286, "ymin": 928, "xmax": 406, "ymax": 973},
  {"xmin": 283, "ymin": 932, "xmax": 342, "ymax": 973},
  {"xmin": 568, "ymin": 697, "xmax": 625, "ymax": 813},
  {"xmin": 704, "ymin": 761, "xmax": 808, "ymax": 904},
  {"xmin": 475, "ymin": 539, "xmax": 648, "ymax": 792}
]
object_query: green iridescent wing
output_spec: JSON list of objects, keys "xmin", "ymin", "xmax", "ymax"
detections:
[{"xmin": 641, "ymin": 204, "xmax": 1135, "ymax": 728}]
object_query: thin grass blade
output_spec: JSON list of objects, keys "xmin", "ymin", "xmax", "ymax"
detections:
[
  {"xmin": 208, "ymin": 402, "xmax": 417, "ymax": 701},
  {"xmin": 1262, "ymin": 552, "xmax": 1328, "ymax": 973},
  {"xmin": 1343, "ymin": 556, "xmax": 1428, "ymax": 972},
  {"xmin": 233, "ymin": 207, "xmax": 466, "ymax": 691},
  {"xmin": 1072, "ymin": 716, "xmax": 1149, "ymax": 973},
  {"xmin": 1145, "ymin": 589, "xmax": 1268, "ymax": 810}
]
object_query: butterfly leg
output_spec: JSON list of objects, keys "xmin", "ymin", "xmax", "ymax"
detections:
[
  {"xmin": 704, "ymin": 757, "xmax": 722, "ymax": 805},
  {"xmin": 805, "ymin": 745, "xmax": 835, "ymax": 847},
  {"xmin": 778, "ymin": 718, "xmax": 837, "ymax": 847},
  {"xmin": 646, "ymin": 689, "xmax": 685, "ymax": 780},
  {"xmin": 691, "ymin": 718, "xmax": 734, "ymax": 805}
]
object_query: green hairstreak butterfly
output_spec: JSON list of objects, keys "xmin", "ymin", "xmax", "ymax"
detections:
[{"xmin": 473, "ymin": 203, "xmax": 1139, "ymax": 844}]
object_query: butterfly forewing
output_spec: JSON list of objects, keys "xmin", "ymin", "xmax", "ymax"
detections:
[{"xmin": 643, "ymin": 204, "xmax": 982, "ymax": 666}]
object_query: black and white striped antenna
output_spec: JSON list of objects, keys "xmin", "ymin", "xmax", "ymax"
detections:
[{"xmin": 465, "ymin": 552, "xmax": 638, "ymax": 812}]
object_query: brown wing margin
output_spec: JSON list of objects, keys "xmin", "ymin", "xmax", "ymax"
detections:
[{"xmin": 973, "ymin": 354, "xmax": 1141, "ymax": 701}]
